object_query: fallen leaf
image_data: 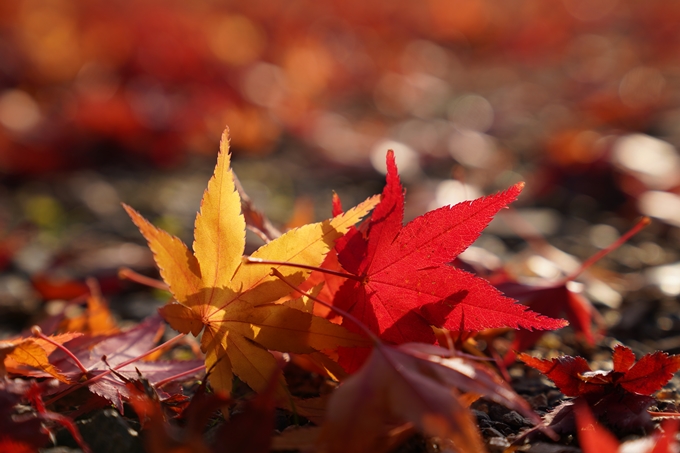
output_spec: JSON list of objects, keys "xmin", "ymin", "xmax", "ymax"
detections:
[
  {"xmin": 2, "ymin": 333, "xmax": 81, "ymax": 383},
  {"xmin": 333, "ymin": 151, "xmax": 566, "ymax": 370},
  {"xmin": 319, "ymin": 342, "xmax": 543, "ymax": 453},
  {"xmin": 519, "ymin": 353, "xmax": 598, "ymax": 397},
  {"xmin": 519, "ymin": 345, "xmax": 680, "ymax": 434},
  {"xmin": 30, "ymin": 315, "xmax": 204, "ymax": 412},
  {"xmin": 521, "ymin": 345, "xmax": 680, "ymax": 398},
  {"xmin": 32, "ymin": 274, "xmax": 90, "ymax": 301}
]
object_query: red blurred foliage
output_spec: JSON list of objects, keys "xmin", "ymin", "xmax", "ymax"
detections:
[{"xmin": 0, "ymin": 0, "xmax": 677, "ymax": 175}]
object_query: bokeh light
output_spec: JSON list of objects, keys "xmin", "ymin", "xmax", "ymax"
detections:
[{"xmin": 0, "ymin": 0, "xmax": 678, "ymax": 178}]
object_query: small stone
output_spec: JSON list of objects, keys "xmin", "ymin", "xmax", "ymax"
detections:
[
  {"xmin": 472, "ymin": 409, "xmax": 492, "ymax": 427},
  {"xmin": 547, "ymin": 389, "xmax": 564, "ymax": 406},
  {"xmin": 481, "ymin": 427, "xmax": 504, "ymax": 438},
  {"xmin": 491, "ymin": 421, "xmax": 514, "ymax": 436},
  {"xmin": 526, "ymin": 393, "xmax": 549, "ymax": 410},
  {"xmin": 502, "ymin": 410, "xmax": 532, "ymax": 428},
  {"xmin": 488, "ymin": 403, "xmax": 511, "ymax": 420}
]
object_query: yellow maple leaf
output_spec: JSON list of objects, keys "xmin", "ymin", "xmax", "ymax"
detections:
[{"xmin": 124, "ymin": 128, "xmax": 378, "ymax": 396}]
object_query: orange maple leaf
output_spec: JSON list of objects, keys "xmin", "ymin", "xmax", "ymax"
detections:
[{"xmin": 2, "ymin": 333, "xmax": 81, "ymax": 383}]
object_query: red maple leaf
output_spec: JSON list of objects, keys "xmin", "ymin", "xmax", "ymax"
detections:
[
  {"xmin": 296, "ymin": 193, "xmax": 361, "ymax": 323},
  {"xmin": 332, "ymin": 151, "xmax": 566, "ymax": 369},
  {"xmin": 521, "ymin": 344, "xmax": 680, "ymax": 398},
  {"xmin": 519, "ymin": 345, "xmax": 680, "ymax": 435}
]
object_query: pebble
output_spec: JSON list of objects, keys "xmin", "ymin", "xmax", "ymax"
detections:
[{"xmin": 502, "ymin": 410, "xmax": 532, "ymax": 428}]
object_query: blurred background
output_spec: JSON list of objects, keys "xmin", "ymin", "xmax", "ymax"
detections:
[{"xmin": 2, "ymin": 0, "xmax": 680, "ymax": 352}]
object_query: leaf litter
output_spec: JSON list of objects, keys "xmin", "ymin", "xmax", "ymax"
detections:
[{"xmin": 1, "ymin": 128, "xmax": 679, "ymax": 453}]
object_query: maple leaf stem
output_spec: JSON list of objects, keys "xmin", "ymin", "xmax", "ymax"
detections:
[
  {"xmin": 648, "ymin": 411, "xmax": 680, "ymax": 418},
  {"xmin": 269, "ymin": 268, "xmax": 380, "ymax": 344},
  {"xmin": 27, "ymin": 384, "xmax": 93, "ymax": 453},
  {"xmin": 559, "ymin": 216, "xmax": 651, "ymax": 285},
  {"xmin": 154, "ymin": 364, "xmax": 206, "ymax": 388},
  {"xmin": 118, "ymin": 267, "xmax": 170, "ymax": 291},
  {"xmin": 85, "ymin": 277, "xmax": 102, "ymax": 299},
  {"xmin": 233, "ymin": 172, "xmax": 282, "ymax": 242},
  {"xmin": 486, "ymin": 342, "xmax": 512, "ymax": 383},
  {"xmin": 44, "ymin": 332, "xmax": 187, "ymax": 406},
  {"xmin": 245, "ymin": 256, "xmax": 364, "ymax": 282},
  {"xmin": 40, "ymin": 411, "xmax": 93, "ymax": 453},
  {"xmin": 31, "ymin": 325, "xmax": 89, "ymax": 376}
]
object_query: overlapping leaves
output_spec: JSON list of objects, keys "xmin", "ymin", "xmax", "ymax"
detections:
[
  {"xmin": 125, "ymin": 130, "xmax": 378, "ymax": 396},
  {"xmin": 120, "ymin": 131, "xmax": 577, "ymax": 451},
  {"xmin": 11, "ymin": 315, "xmax": 204, "ymax": 412}
]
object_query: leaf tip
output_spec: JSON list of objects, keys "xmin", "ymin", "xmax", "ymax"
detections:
[
  {"xmin": 220, "ymin": 127, "xmax": 231, "ymax": 155},
  {"xmin": 331, "ymin": 192, "xmax": 343, "ymax": 217},
  {"xmin": 121, "ymin": 203, "xmax": 144, "ymax": 224},
  {"xmin": 516, "ymin": 352, "xmax": 532, "ymax": 363},
  {"xmin": 121, "ymin": 202, "xmax": 134, "ymax": 215},
  {"xmin": 385, "ymin": 149, "xmax": 398, "ymax": 177}
]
